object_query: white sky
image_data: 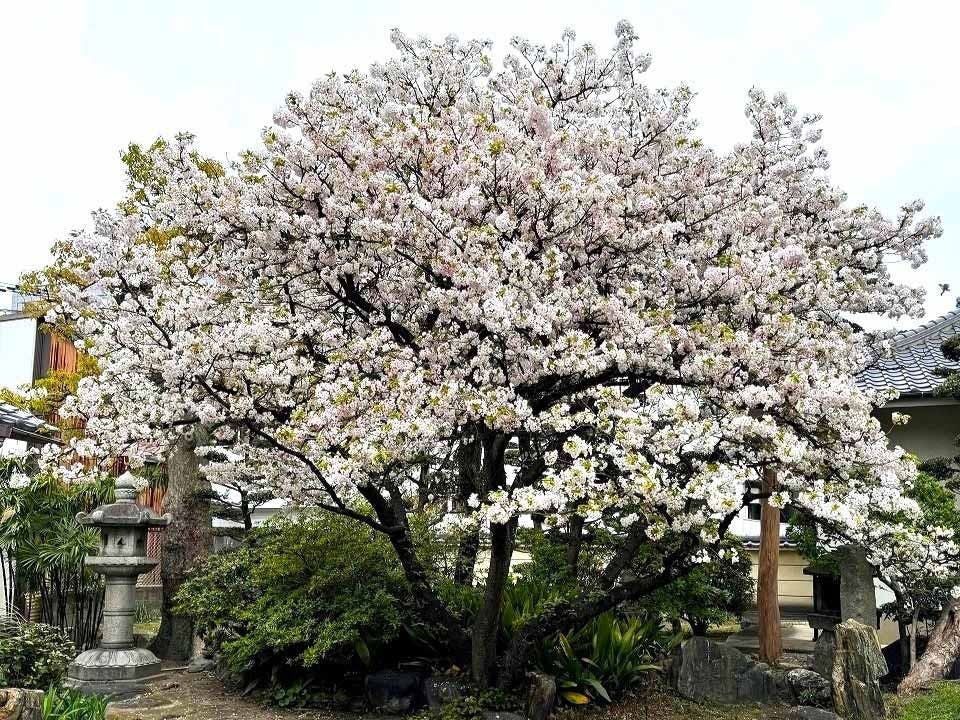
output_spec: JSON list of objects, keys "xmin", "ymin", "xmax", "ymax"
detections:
[{"xmin": 0, "ymin": 0, "xmax": 956, "ymax": 327}]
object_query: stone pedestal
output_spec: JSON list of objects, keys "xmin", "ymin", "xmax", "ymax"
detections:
[{"xmin": 65, "ymin": 473, "xmax": 171, "ymax": 697}]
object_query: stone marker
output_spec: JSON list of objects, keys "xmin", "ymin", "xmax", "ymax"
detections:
[
  {"xmin": 65, "ymin": 472, "xmax": 172, "ymax": 697},
  {"xmin": 670, "ymin": 636, "xmax": 776, "ymax": 704},
  {"xmin": 423, "ymin": 676, "xmax": 467, "ymax": 713},
  {"xmin": 0, "ymin": 689, "xmax": 43, "ymax": 720},
  {"xmin": 831, "ymin": 620, "xmax": 887, "ymax": 720},
  {"xmin": 835, "ymin": 547, "xmax": 878, "ymax": 629}
]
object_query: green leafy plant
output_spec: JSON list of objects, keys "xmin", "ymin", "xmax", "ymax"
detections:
[
  {"xmin": 41, "ymin": 686, "xmax": 108, "ymax": 720},
  {"xmin": 176, "ymin": 511, "xmax": 409, "ymax": 693},
  {"xmin": 546, "ymin": 611, "xmax": 675, "ymax": 705},
  {"xmin": 551, "ymin": 631, "xmax": 610, "ymax": 705},
  {"xmin": 416, "ymin": 688, "xmax": 522, "ymax": 720},
  {"xmin": 0, "ymin": 459, "xmax": 113, "ymax": 650},
  {"xmin": 0, "ymin": 622, "xmax": 75, "ymax": 690}
]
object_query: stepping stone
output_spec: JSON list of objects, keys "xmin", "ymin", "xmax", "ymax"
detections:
[{"xmin": 106, "ymin": 694, "xmax": 186, "ymax": 719}]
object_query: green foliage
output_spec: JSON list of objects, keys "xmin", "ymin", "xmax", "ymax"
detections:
[
  {"xmin": 896, "ymin": 681, "xmax": 960, "ymax": 720},
  {"xmin": 411, "ymin": 688, "xmax": 521, "ymax": 720},
  {"xmin": 548, "ymin": 611, "xmax": 673, "ymax": 705},
  {"xmin": 641, "ymin": 541, "xmax": 755, "ymax": 635},
  {"xmin": 41, "ymin": 686, "xmax": 108, "ymax": 720},
  {"xmin": 0, "ymin": 622, "xmax": 75, "ymax": 689},
  {"xmin": 176, "ymin": 511, "xmax": 408, "ymax": 688},
  {"xmin": 0, "ymin": 462, "xmax": 112, "ymax": 650}
]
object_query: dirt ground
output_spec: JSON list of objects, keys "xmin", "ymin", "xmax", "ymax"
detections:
[
  {"xmin": 126, "ymin": 671, "xmax": 796, "ymax": 720},
  {"xmin": 129, "ymin": 671, "xmax": 348, "ymax": 720}
]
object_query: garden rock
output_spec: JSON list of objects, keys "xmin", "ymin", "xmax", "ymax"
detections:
[
  {"xmin": 186, "ymin": 657, "xmax": 215, "ymax": 673},
  {"xmin": 423, "ymin": 676, "xmax": 467, "ymax": 712},
  {"xmin": 786, "ymin": 668, "xmax": 832, "ymax": 707},
  {"xmin": 525, "ymin": 672, "xmax": 556, "ymax": 720},
  {"xmin": 670, "ymin": 636, "xmax": 776, "ymax": 703},
  {"xmin": 0, "ymin": 689, "xmax": 43, "ymax": 720},
  {"xmin": 786, "ymin": 708, "xmax": 841, "ymax": 720},
  {"xmin": 830, "ymin": 620, "xmax": 887, "ymax": 720},
  {"xmin": 814, "ymin": 631, "xmax": 836, "ymax": 678},
  {"xmin": 365, "ymin": 670, "xmax": 422, "ymax": 713}
]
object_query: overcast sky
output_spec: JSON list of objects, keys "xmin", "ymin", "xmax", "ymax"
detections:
[{"xmin": 1, "ymin": 0, "xmax": 956, "ymax": 327}]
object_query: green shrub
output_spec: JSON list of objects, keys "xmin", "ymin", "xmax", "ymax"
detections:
[
  {"xmin": 41, "ymin": 686, "xmax": 107, "ymax": 720},
  {"xmin": 0, "ymin": 622, "xmax": 75, "ymax": 689},
  {"xmin": 413, "ymin": 688, "xmax": 521, "ymax": 720},
  {"xmin": 175, "ymin": 511, "xmax": 409, "ymax": 693},
  {"xmin": 640, "ymin": 540, "xmax": 754, "ymax": 635}
]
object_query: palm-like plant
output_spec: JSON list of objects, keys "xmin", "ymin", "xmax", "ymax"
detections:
[{"xmin": 0, "ymin": 458, "xmax": 113, "ymax": 650}]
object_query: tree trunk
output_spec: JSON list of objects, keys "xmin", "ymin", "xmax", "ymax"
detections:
[
  {"xmin": 240, "ymin": 489, "xmax": 252, "ymax": 532},
  {"xmin": 150, "ymin": 429, "xmax": 212, "ymax": 661},
  {"xmin": 357, "ymin": 484, "xmax": 471, "ymax": 662},
  {"xmin": 758, "ymin": 467, "xmax": 782, "ymax": 664},
  {"xmin": 910, "ymin": 606, "xmax": 920, "ymax": 669},
  {"xmin": 565, "ymin": 515, "xmax": 584, "ymax": 576},
  {"xmin": 473, "ymin": 519, "xmax": 517, "ymax": 687},
  {"xmin": 886, "ymin": 578, "xmax": 911, "ymax": 675},
  {"xmin": 454, "ymin": 436, "xmax": 482, "ymax": 586},
  {"xmin": 472, "ymin": 432, "xmax": 512, "ymax": 688},
  {"xmin": 900, "ymin": 597, "xmax": 960, "ymax": 694}
]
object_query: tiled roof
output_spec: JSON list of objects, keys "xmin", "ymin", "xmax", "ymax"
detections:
[
  {"xmin": 856, "ymin": 307, "xmax": 960, "ymax": 396},
  {"xmin": 741, "ymin": 534, "xmax": 796, "ymax": 550},
  {"xmin": 0, "ymin": 402, "xmax": 56, "ymax": 442}
]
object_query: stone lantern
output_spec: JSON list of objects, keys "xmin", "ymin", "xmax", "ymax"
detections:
[{"xmin": 65, "ymin": 471, "xmax": 171, "ymax": 696}]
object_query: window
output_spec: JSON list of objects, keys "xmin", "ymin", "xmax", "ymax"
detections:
[{"xmin": 747, "ymin": 503, "xmax": 762, "ymax": 521}]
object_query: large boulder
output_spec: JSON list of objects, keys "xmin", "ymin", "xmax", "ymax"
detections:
[
  {"xmin": 670, "ymin": 636, "xmax": 776, "ymax": 703},
  {"xmin": 830, "ymin": 620, "xmax": 888, "ymax": 720},
  {"xmin": 0, "ymin": 690, "xmax": 43, "ymax": 720},
  {"xmin": 786, "ymin": 668, "xmax": 832, "ymax": 708},
  {"xmin": 365, "ymin": 670, "xmax": 422, "ymax": 714}
]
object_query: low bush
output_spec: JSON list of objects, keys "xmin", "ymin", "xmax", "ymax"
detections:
[
  {"xmin": 0, "ymin": 622, "xmax": 75, "ymax": 690},
  {"xmin": 640, "ymin": 540, "xmax": 754, "ymax": 635},
  {"xmin": 41, "ymin": 686, "xmax": 108, "ymax": 720},
  {"xmin": 176, "ymin": 511, "xmax": 409, "ymax": 696}
]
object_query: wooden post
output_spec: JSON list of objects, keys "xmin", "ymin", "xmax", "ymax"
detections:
[{"xmin": 758, "ymin": 466, "xmax": 782, "ymax": 663}]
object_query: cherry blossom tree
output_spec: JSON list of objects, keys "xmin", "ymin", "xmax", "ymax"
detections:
[{"xmin": 38, "ymin": 23, "xmax": 948, "ymax": 686}]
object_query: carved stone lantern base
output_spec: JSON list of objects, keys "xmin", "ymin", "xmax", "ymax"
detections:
[{"xmin": 65, "ymin": 647, "xmax": 163, "ymax": 697}]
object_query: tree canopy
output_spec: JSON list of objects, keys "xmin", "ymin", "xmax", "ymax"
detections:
[{"xmin": 35, "ymin": 23, "xmax": 949, "ymax": 685}]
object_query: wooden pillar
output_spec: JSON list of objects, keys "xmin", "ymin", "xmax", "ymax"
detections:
[{"xmin": 758, "ymin": 466, "xmax": 782, "ymax": 663}]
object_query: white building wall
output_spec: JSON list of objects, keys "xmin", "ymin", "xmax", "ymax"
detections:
[{"xmin": 0, "ymin": 316, "xmax": 37, "ymax": 392}]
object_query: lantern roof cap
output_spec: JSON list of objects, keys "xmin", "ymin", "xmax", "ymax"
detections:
[{"xmin": 76, "ymin": 472, "xmax": 171, "ymax": 528}]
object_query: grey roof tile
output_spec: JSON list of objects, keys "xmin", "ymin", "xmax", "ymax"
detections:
[
  {"xmin": 856, "ymin": 307, "xmax": 960, "ymax": 395},
  {"xmin": 0, "ymin": 401, "xmax": 56, "ymax": 438}
]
